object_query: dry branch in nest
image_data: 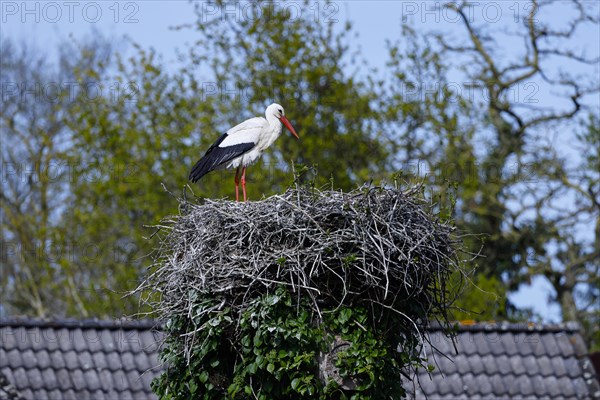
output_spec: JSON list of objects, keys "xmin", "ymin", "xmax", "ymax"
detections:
[{"xmin": 137, "ymin": 184, "xmax": 463, "ymax": 355}]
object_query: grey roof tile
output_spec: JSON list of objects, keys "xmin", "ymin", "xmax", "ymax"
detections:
[
  {"xmin": 15, "ymin": 331, "xmax": 32, "ymax": 352},
  {"xmin": 127, "ymin": 370, "xmax": 145, "ymax": 392},
  {"xmin": 550, "ymin": 354, "xmax": 568, "ymax": 377},
  {"xmin": 489, "ymin": 338, "xmax": 505, "ymax": 356},
  {"xmin": 450, "ymin": 374, "xmax": 465, "ymax": 396},
  {"xmin": 83, "ymin": 369, "xmax": 101, "ymax": 392},
  {"xmin": 496, "ymin": 355, "xmax": 511, "ymax": 375},
  {"xmin": 72, "ymin": 329, "xmax": 91, "ymax": 353},
  {"xmin": 32, "ymin": 389, "xmax": 48, "ymax": 400},
  {"xmin": 474, "ymin": 372, "xmax": 492, "ymax": 396},
  {"xmin": 12, "ymin": 367, "xmax": 27, "ymax": 388},
  {"xmin": 563, "ymin": 356, "xmax": 582, "ymax": 378},
  {"xmin": 520, "ymin": 354, "xmax": 538, "ymax": 376},
  {"xmin": 74, "ymin": 389, "xmax": 93, "ymax": 400},
  {"xmin": 79, "ymin": 351, "xmax": 93, "ymax": 371},
  {"xmin": 0, "ymin": 328, "xmax": 18, "ymax": 349},
  {"xmin": 542, "ymin": 333, "xmax": 560, "ymax": 357},
  {"xmin": 47, "ymin": 388, "xmax": 63, "ymax": 399},
  {"xmin": 489, "ymin": 374, "xmax": 505, "ymax": 396},
  {"xmin": 509, "ymin": 354, "xmax": 527, "ymax": 375},
  {"xmin": 134, "ymin": 350, "xmax": 150, "ymax": 372},
  {"xmin": 506, "ymin": 375, "xmax": 522, "ymax": 397},
  {"xmin": 501, "ymin": 334, "xmax": 519, "ymax": 356},
  {"xmin": 55, "ymin": 368, "xmax": 72, "ymax": 390},
  {"xmin": 481, "ymin": 354, "xmax": 498, "ymax": 375},
  {"xmin": 570, "ymin": 331, "xmax": 589, "ymax": 357},
  {"xmin": 121, "ymin": 352, "xmax": 136, "ymax": 371},
  {"xmin": 455, "ymin": 354, "xmax": 471, "ymax": 375},
  {"xmin": 98, "ymin": 369, "xmax": 114, "ymax": 391},
  {"xmin": 555, "ymin": 333, "xmax": 575, "ymax": 357},
  {"xmin": 70, "ymin": 369, "xmax": 87, "ymax": 391},
  {"xmin": 62, "ymin": 388, "xmax": 78, "ymax": 400},
  {"xmin": 41, "ymin": 368, "xmax": 57, "ymax": 390},
  {"xmin": 64, "ymin": 350, "xmax": 79, "ymax": 370},
  {"xmin": 436, "ymin": 353, "xmax": 457, "ymax": 375},
  {"xmin": 140, "ymin": 369, "xmax": 156, "ymax": 389},
  {"xmin": 49, "ymin": 349, "xmax": 66, "ymax": 369},
  {"xmin": 460, "ymin": 373, "xmax": 477, "ymax": 395},
  {"xmin": 27, "ymin": 368, "xmax": 43, "ymax": 390},
  {"xmin": 42, "ymin": 330, "xmax": 61, "ymax": 352},
  {"xmin": 92, "ymin": 351, "xmax": 107, "ymax": 371},
  {"xmin": 57, "ymin": 328, "xmax": 75, "ymax": 352},
  {"xmin": 545, "ymin": 376, "xmax": 560, "ymax": 397},
  {"xmin": 105, "ymin": 352, "xmax": 122, "ymax": 371},
  {"xmin": 36, "ymin": 350, "xmax": 51, "ymax": 369},
  {"xmin": 515, "ymin": 374, "xmax": 533, "ymax": 396},
  {"xmin": 558, "ymin": 375, "xmax": 576, "ymax": 397},
  {"xmin": 140, "ymin": 331, "xmax": 161, "ymax": 352},
  {"xmin": 21, "ymin": 350, "xmax": 36, "ymax": 370},
  {"xmin": 473, "ymin": 333, "xmax": 492, "ymax": 356},
  {"xmin": 530, "ymin": 375, "xmax": 546, "ymax": 396},
  {"xmin": 515, "ymin": 332, "xmax": 535, "ymax": 356},
  {"xmin": 418, "ymin": 374, "xmax": 437, "ymax": 395},
  {"xmin": 469, "ymin": 352, "xmax": 485, "ymax": 375},
  {"xmin": 538, "ymin": 356, "xmax": 554, "ymax": 376},
  {"xmin": 106, "ymin": 389, "xmax": 121, "ymax": 399},
  {"xmin": 113, "ymin": 369, "xmax": 129, "ymax": 392},
  {"xmin": 573, "ymin": 376, "xmax": 594, "ymax": 398},
  {"xmin": 1, "ymin": 367, "xmax": 15, "ymax": 385},
  {"xmin": 457, "ymin": 332, "xmax": 475, "ymax": 355},
  {"xmin": 83, "ymin": 329, "xmax": 105, "ymax": 353},
  {"xmin": 19, "ymin": 388, "xmax": 32, "ymax": 400},
  {"xmin": 530, "ymin": 338, "xmax": 547, "ymax": 356},
  {"xmin": 6, "ymin": 349, "xmax": 21, "ymax": 368}
]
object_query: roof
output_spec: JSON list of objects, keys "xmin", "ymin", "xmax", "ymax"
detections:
[
  {"xmin": 1, "ymin": 319, "xmax": 599, "ymax": 400},
  {"xmin": 0, "ymin": 319, "xmax": 162, "ymax": 400},
  {"xmin": 416, "ymin": 322, "xmax": 600, "ymax": 399}
]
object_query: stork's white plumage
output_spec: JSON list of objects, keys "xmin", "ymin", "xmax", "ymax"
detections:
[{"xmin": 189, "ymin": 103, "xmax": 299, "ymax": 201}]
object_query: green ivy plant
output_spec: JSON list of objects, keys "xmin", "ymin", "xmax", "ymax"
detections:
[{"xmin": 152, "ymin": 287, "xmax": 428, "ymax": 399}]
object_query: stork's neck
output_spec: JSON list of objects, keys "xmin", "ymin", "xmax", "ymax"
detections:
[{"xmin": 266, "ymin": 113, "xmax": 283, "ymax": 136}]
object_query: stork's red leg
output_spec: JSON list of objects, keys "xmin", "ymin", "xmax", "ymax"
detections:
[
  {"xmin": 241, "ymin": 167, "xmax": 247, "ymax": 202},
  {"xmin": 234, "ymin": 166, "xmax": 241, "ymax": 202}
]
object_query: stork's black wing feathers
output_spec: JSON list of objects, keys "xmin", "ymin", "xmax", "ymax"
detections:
[{"xmin": 189, "ymin": 133, "xmax": 254, "ymax": 183}]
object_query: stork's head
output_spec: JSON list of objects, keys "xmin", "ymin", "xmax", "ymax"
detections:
[{"xmin": 267, "ymin": 103, "xmax": 299, "ymax": 139}]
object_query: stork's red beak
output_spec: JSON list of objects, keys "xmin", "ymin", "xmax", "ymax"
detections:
[{"xmin": 280, "ymin": 116, "xmax": 299, "ymax": 139}]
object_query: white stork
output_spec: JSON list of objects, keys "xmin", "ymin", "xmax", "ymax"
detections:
[{"xmin": 189, "ymin": 103, "xmax": 299, "ymax": 201}]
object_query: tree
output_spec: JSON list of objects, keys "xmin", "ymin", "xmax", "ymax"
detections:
[
  {"xmin": 1, "ymin": 35, "xmax": 212, "ymax": 317},
  {"xmin": 384, "ymin": 0, "xmax": 599, "ymax": 345},
  {"xmin": 0, "ymin": 38, "xmax": 111, "ymax": 316},
  {"xmin": 182, "ymin": 0, "xmax": 388, "ymax": 196},
  {"xmin": 1, "ymin": 0, "xmax": 391, "ymax": 317}
]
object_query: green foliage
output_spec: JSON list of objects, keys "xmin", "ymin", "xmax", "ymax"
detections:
[
  {"xmin": 152, "ymin": 287, "xmax": 422, "ymax": 399},
  {"xmin": 190, "ymin": 0, "xmax": 388, "ymax": 194},
  {"xmin": 450, "ymin": 272, "xmax": 508, "ymax": 322}
]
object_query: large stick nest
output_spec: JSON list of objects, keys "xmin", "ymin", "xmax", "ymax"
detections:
[{"xmin": 138, "ymin": 184, "xmax": 462, "ymax": 332}]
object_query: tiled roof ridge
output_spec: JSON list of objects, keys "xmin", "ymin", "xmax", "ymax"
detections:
[
  {"xmin": 0, "ymin": 318, "xmax": 159, "ymax": 330},
  {"xmin": 0, "ymin": 318, "xmax": 581, "ymax": 333},
  {"xmin": 429, "ymin": 320, "xmax": 581, "ymax": 333}
]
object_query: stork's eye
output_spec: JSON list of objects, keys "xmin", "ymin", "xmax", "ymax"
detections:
[{"xmin": 278, "ymin": 108, "xmax": 283, "ymax": 114}]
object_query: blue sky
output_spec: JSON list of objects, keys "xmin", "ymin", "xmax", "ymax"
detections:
[{"xmin": 3, "ymin": 1, "xmax": 599, "ymax": 322}]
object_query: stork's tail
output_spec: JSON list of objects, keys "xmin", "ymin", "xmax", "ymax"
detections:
[{"xmin": 189, "ymin": 158, "xmax": 211, "ymax": 183}]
